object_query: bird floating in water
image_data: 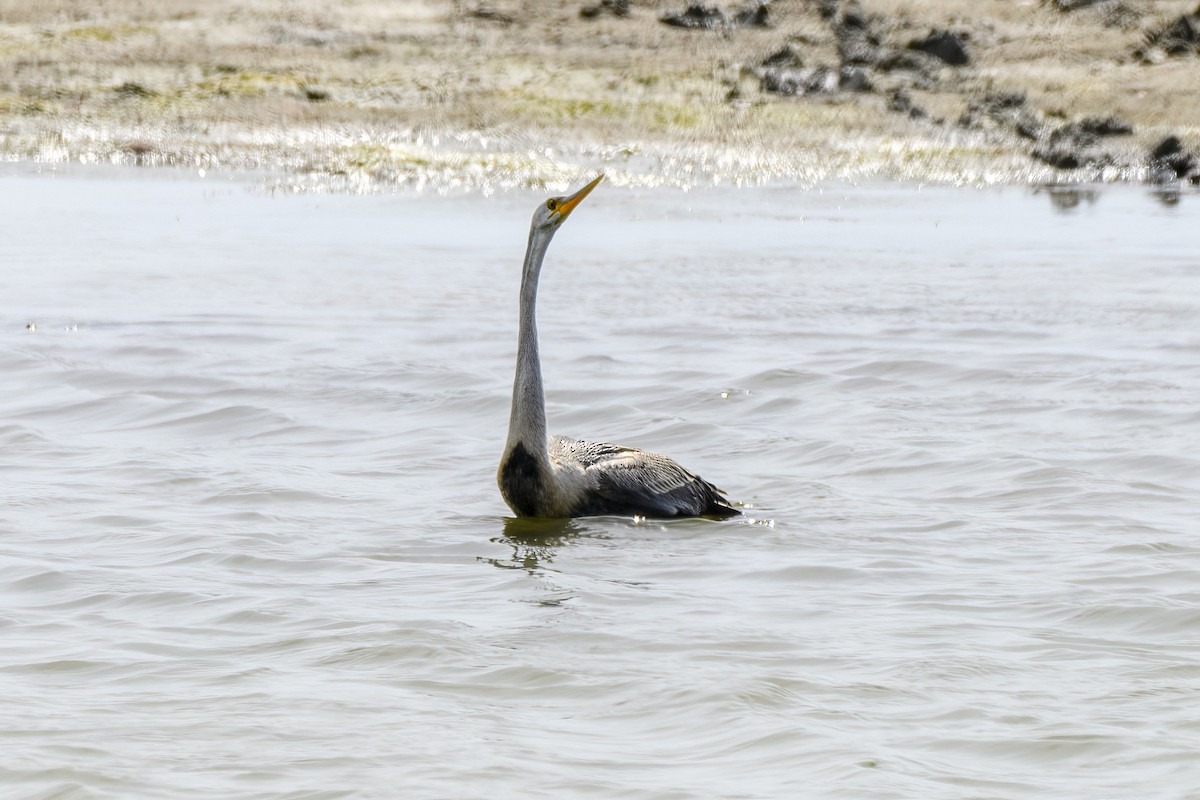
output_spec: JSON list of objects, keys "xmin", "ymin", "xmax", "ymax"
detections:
[{"xmin": 498, "ymin": 175, "xmax": 738, "ymax": 519}]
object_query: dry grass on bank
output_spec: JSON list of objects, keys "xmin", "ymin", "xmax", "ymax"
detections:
[{"xmin": 0, "ymin": 0, "xmax": 1196, "ymax": 188}]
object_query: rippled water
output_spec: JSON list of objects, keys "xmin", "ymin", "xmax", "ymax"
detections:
[{"xmin": 3, "ymin": 165, "xmax": 1198, "ymax": 799}]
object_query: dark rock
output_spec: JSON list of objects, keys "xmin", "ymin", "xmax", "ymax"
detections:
[
  {"xmin": 1157, "ymin": 14, "xmax": 1200, "ymax": 54},
  {"xmin": 660, "ymin": 4, "xmax": 726, "ymax": 29},
  {"xmin": 1148, "ymin": 135, "xmax": 1196, "ymax": 179},
  {"xmin": 1032, "ymin": 144, "xmax": 1082, "ymax": 170},
  {"xmin": 977, "ymin": 91, "xmax": 1027, "ymax": 112},
  {"xmin": 1150, "ymin": 135, "xmax": 1187, "ymax": 162},
  {"xmin": 835, "ymin": 7, "xmax": 885, "ymax": 65},
  {"xmin": 813, "ymin": 0, "xmax": 838, "ymax": 20},
  {"xmin": 888, "ymin": 89, "xmax": 927, "ymax": 118},
  {"xmin": 838, "ymin": 36, "xmax": 882, "ymax": 66},
  {"xmin": 823, "ymin": 0, "xmax": 945, "ymax": 88},
  {"xmin": 761, "ymin": 44, "xmax": 803, "ymax": 68},
  {"xmin": 874, "ymin": 49, "xmax": 941, "ymax": 85},
  {"xmin": 1054, "ymin": 121, "xmax": 1101, "ymax": 149},
  {"xmin": 1044, "ymin": 0, "xmax": 1107, "ymax": 10},
  {"xmin": 1077, "ymin": 115, "xmax": 1134, "ymax": 137},
  {"xmin": 959, "ymin": 88, "xmax": 1132, "ymax": 173},
  {"xmin": 908, "ymin": 29, "xmax": 970, "ymax": 65},
  {"xmin": 838, "ymin": 65, "xmax": 873, "ymax": 92},
  {"xmin": 466, "ymin": 6, "xmax": 516, "ymax": 25},
  {"xmin": 1014, "ymin": 109, "xmax": 1046, "ymax": 140},
  {"xmin": 1045, "ymin": 0, "xmax": 1142, "ymax": 26},
  {"xmin": 1031, "ymin": 120, "xmax": 1118, "ymax": 170},
  {"xmin": 960, "ymin": 91, "xmax": 1027, "ymax": 130},
  {"xmin": 731, "ymin": 2, "xmax": 770, "ymax": 28},
  {"xmin": 580, "ymin": 0, "xmax": 630, "ymax": 18},
  {"xmin": 1137, "ymin": 8, "xmax": 1200, "ymax": 60},
  {"xmin": 659, "ymin": 2, "xmax": 768, "ymax": 29},
  {"xmin": 1103, "ymin": 2, "xmax": 1143, "ymax": 29},
  {"xmin": 839, "ymin": 11, "xmax": 870, "ymax": 31}
]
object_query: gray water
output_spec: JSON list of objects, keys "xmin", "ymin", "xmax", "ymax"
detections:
[{"xmin": 2, "ymin": 165, "xmax": 1198, "ymax": 799}]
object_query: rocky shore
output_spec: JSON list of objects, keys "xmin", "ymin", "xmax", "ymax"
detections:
[{"xmin": 0, "ymin": 0, "xmax": 1197, "ymax": 190}]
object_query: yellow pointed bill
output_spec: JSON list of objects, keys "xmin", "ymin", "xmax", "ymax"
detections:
[{"xmin": 556, "ymin": 174, "xmax": 604, "ymax": 219}]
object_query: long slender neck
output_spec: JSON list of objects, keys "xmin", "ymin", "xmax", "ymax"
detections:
[{"xmin": 505, "ymin": 227, "xmax": 552, "ymax": 456}]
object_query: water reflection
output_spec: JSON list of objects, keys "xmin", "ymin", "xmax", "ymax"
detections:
[
  {"xmin": 1034, "ymin": 181, "xmax": 1192, "ymax": 212},
  {"xmin": 485, "ymin": 516, "xmax": 589, "ymax": 572},
  {"xmin": 1150, "ymin": 185, "xmax": 1181, "ymax": 207},
  {"xmin": 1036, "ymin": 185, "xmax": 1100, "ymax": 214}
]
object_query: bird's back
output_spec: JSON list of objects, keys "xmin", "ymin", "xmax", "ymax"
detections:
[{"xmin": 550, "ymin": 435, "xmax": 739, "ymax": 519}]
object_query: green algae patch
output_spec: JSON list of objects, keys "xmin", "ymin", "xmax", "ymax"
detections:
[
  {"xmin": 57, "ymin": 24, "xmax": 154, "ymax": 42},
  {"xmin": 0, "ymin": 96, "xmax": 48, "ymax": 116},
  {"xmin": 113, "ymin": 81, "xmax": 156, "ymax": 99},
  {"xmin": 193, "ymin": 71, "xmax": 295, "ymax": 99},
  {"xmin": 499, "ymin": 89, "xmax": 705, "ymax": 133}
]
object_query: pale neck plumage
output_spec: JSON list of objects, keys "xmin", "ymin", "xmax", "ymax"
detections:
[{"xmin": 505, "ymin": 225, "xmax": 553, "ymax": 457}]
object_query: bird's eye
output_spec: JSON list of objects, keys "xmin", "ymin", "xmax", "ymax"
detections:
[{"xmin": 546, "ymin": 199, "xmax": 558, "ymax": 211}]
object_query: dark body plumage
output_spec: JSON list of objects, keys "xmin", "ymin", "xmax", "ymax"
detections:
[
  {"xmin": 499, "ymin": 436, "xmax": 738, "ymax": 518},
  {"xmin": 498, "ymin": 176, "xmax": 738, "ymax": 520}
]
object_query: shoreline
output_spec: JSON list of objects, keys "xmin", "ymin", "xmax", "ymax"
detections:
[
  {"xmin": 3, "ymin": 160, "xmax": 1186, "ymax": 243},
  {"xmin": 2, "ymin": 0, "xmax": 1198, "ymax": 192}
]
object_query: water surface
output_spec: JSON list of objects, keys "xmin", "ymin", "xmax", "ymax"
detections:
[{"xmin": 2, "ymin": 166, "xmax": 1198, "ymax": 799}]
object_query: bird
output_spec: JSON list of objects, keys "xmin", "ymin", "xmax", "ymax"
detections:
[{"xmin": 497, "ymin": 175, "xmax": 738, "ymax": 519}]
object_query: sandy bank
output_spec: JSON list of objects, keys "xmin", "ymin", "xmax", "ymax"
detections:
[{"xmin": 1, "ymin": 0, "xmax": 1198, "ymax": 191}]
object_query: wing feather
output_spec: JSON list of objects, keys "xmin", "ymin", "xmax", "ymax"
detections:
[{"xmin": 550, "ymin": 436, "xmax": 738, "ymax": 518}]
